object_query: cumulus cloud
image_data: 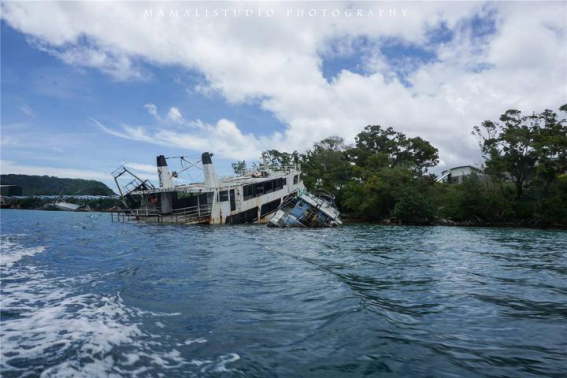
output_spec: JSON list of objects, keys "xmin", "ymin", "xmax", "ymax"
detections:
[{"xmin": 2, "ymin": 1, "xmax": 566, "ymax": 168}]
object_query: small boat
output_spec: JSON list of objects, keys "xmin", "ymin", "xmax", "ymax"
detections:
[
  {"xmin": 53, "ymin": 200, "xmax": 82, "ymax": 211},
  {"xmin": 45, "ymin": 198, "xmax": 90, "ymax": 212},
  {"xmin": 267, "ymin": 189, "xmax": 342, "ymax": 228}
]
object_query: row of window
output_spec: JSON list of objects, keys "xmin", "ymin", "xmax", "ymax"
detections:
[
  {"xmin": 243, "ymin": 178, "xmax": 287, "ymax": 200},
  {"xmin": 217, "ymin": 175, "xmax": 301, "ymax": 203}
]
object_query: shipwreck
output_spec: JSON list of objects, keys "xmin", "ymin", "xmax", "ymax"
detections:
[
  {"xmin": 267, "ymin": 189, "xmax": 342, "ymax": 228},
  {"xmin": 112, "ymin": 152, "xmax": 306, "ymax": 225}
]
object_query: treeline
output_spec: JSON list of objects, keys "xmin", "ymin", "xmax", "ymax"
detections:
[
  {"xmin": 0, "ymin": 174, "xmax": 115, "ymax": 196},
  {"xmin": 243, "ymin": 104, "xmax": 567, "ymax": 227}
]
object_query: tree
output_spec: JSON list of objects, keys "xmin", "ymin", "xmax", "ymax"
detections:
[
  {"xmin": 342, "ymin": 165, "xmax": 418, "ymax": 220},
  {"xmin": 0, "ymin": 174, "xmax": 115, "ymax": 196},
  {"xmin": 473, "ymin": 105, "xmax": 567, "ymax": 199},
  {"xmin": 392, "ymin": 186, "xmax": 436, "ymax": 223},
  {"xmin": 231, "ymin": 160, "xmax": 247, "ymax": 175},
  {"xmin": 262, "ymin": 150, "xmax": 299, "ymax": 166},
  {"xmin": 347, "ymin": 125, "xmax": 439, "ymax": 174},
  {"xmin": 300, "ymin": 136, "xmax": 352, "ymax": 202},
  {"xmin": 532, "ymin": 106, "xmax": 567, "ymax": 187}
]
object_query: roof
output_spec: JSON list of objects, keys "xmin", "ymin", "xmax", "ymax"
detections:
[{"xmin": 132, "ymin": 170, "xmax": 296, "ymax": 195}]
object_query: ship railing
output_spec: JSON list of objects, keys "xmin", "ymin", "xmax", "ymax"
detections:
[
  {"xmin": 234, "ymin": 163, "xmax": 301, "ymax": 177},
  {"xmin": 111, "ymin": 204, "xmax": 211, "ymax": 224},
  {"xmin": 171, "ymin": 204, "xmax": 212, "ymax": 223},
  {"xmin": 111, "ymin": 207, "xmax": 159, "ymax": 222}
]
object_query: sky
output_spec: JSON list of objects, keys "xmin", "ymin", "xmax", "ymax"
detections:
[{"xmin": 1, "ymin": 0, "xmax": 566, "ymax": 190}]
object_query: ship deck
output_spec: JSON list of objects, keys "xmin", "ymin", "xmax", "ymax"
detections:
[{"xmin": 132, "ymin": 170, "xmax": 295, "ymax": 195}]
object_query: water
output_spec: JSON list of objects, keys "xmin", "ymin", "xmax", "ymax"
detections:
[{"xmin": 1, "ymin": 210, "xmax": 566, "ymax": 378}]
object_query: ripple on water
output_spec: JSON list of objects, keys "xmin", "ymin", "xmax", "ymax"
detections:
[
  {"xmin": 0, "ymin": 235, "xmax": 239, "ymax": 377},
  {"xmin": 1, "ymin": 211, "xmax": 567, "ymax": 378}
]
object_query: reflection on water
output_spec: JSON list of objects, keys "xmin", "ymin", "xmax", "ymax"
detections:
[{"xmin": 1, "ymin": 209, "xmax": 566, "ymax": 377}]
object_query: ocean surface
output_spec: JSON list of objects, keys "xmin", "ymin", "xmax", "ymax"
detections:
[{"xmin": 1, "ymin": 210, "xmax": 566, "ymax": 378}]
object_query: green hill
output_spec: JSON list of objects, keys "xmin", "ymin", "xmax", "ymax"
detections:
[{"xmin": 0, "ymin": 174, "xmax": 116, "ymax": 196}]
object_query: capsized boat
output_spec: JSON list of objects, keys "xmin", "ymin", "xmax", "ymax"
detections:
[
  {"xmin": 45, "ymin": 199, "xmax": 90, "ymax": 212},
  {"xmin": 267, "ymin": 189, "xmax": 342, "ymax": 228},
  {"xmin": 53, "ymin": 200, "xmax": 81, "ymax": 211}
]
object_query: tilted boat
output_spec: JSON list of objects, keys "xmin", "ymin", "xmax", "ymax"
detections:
[
  {"xmin": 111, "ymin": 152, "xmax": 305, "ymax": 225},
  {"xmin": 267, "ymin": 189, "xmax": 342, "ymax": 228},
  {"xmin": 45, "ymin": 197, "xmax": 90, "ymax": 212}
]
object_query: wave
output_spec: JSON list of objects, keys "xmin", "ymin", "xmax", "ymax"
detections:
[
  {"xmin": 0, "ymin": 236, "xmax": 239, "ymax": 377},
  {"xmin": 0, "ymin": 235, "xmax": 46, "ymax": 267}
]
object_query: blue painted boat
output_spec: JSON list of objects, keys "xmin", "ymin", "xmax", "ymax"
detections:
[{"xmin": 267, "ymin": 189, "xmax": 342, "ymax": 228}]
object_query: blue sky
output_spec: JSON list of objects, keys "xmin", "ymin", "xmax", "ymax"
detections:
[
  {"xmin": 1, "ymin": 1, "xmax": 565, "ymax": 191},
  {"xmin": 1, "ymin": 20, "xmax": 287, "ymax": 186}
]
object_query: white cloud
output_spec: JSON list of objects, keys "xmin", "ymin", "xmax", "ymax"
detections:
[
  {"xmin": 0, "ymin": 159, "xmax": 110, "ymax": 182},
  {"xmin": 2, "ymin": 1, "xmax": 566, "ymax": 169},
  {"xmin": 144, "ymin": 103, "xmax": 160, "ymax": 120},
  {"xmin": 166, "ymin": 107, "xmax": 184, "ymax": 124},
  {"xmin": 96, "ymin": 118, "xmax": 266, "ymax": 160},
  {"xmin": 124, "ymin": 162, "xmax": 156, "ymax": 174}
]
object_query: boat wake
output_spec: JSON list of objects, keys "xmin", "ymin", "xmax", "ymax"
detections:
[
  {"xmin": 0, "ymin": 235, "xmax": 239, "ymax": 377},
  {"xmin": 0, "ymin": 235, "xmax": 46, "ymax": 268}
]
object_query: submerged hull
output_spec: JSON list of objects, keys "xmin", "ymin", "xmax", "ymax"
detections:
[
  {"xmin": 54, "ymin": 202, "xmax": 81, "ymax": 211},
  {"xmin": 267, "ymin": 190, "xmax": 342, "ymax": 228},
  {"xmin": 113, "ymin": 152, "xmax": 306, "ymax": 226}
]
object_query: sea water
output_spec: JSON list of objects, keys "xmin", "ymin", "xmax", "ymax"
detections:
[{"xmin": 1, "ymin": 209, "xmax": 566, "ymax": 377}]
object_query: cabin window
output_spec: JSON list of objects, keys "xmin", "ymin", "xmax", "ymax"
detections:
[
  {"xmin": 226, "ymin": 207, "xmax": 258, "ymax": 224},
  {"xmin": 229, "ymin": 189, "xmax": 236, "ymax": 211},
  {"xmin": 243, "ymin": 185, "xmax": 254, "ymax": 199},
  {"xmin": 261, "ymin": 199, "xmax": 281, "ymax": 217},
  {"xmin": 173, "ymin": 192, "xmax": 198, "ymax": 209},
  {"xmin": 218, "ymin": 190, "xmax": 229, "ymax": 202},
  {"xmin": 293, "ymin": 175, "xmax": 299, "ymax": 184},
  {"xmin": 255, "ymin": 183, "xmax": 264, "ymax": 196},
  {"xmin": 265, "ymin": 180, "xmax": 274, "ymax": 193},
  {"xmin": 282, "ymin": 178, "xmax": 287, "ymax": 186}
]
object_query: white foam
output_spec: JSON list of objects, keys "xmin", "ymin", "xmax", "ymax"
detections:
[
  {"xmin": 184, "ymin": 337, "xmax": 207, "ymax": 345},
  {"xmin": 208, "ymin": 353, "xmax": 241, "ymax": 373},
  {"xmin": 1, "ymin": 238, "xmax": 240, "ymax": 377},
  {"xmin": 0, "ymin": 237, "xmax": 46, "ymax": 267}
]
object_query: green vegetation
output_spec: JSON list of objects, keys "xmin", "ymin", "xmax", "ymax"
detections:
[
  {"xmin": 0, "ymin": 174, "xmax": 115, "ymax": 196},
  {"xmin": 267, "ymin": 104, "xmax": 567, "ymax": 227}
]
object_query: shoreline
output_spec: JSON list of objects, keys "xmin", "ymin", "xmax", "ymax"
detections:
[
  {"xmin": 3, "ymin": 208, "xmax": 566, "ymax": 231},
  {"xmin": 342, "ymin": 217, "xmax": 567, "ymax": 231}
]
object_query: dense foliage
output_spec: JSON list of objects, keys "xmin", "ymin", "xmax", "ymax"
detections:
[
  {"xmin": 289, "ymin": 105, "xmax": 567, "ymax": 226},
  {"xmin": 0, "ymin": 174, "xmax": 115, "ymax": 196}
]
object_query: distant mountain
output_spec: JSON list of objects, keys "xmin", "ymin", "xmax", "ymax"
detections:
[{"xmin": 0, "ymin": 174, "xmax": 116, "ymax": 196}]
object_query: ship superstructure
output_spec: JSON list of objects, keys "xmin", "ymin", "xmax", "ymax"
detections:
[{"xmin": 112, "ymin": 152, "xmax": 305, "ymax": 225}]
